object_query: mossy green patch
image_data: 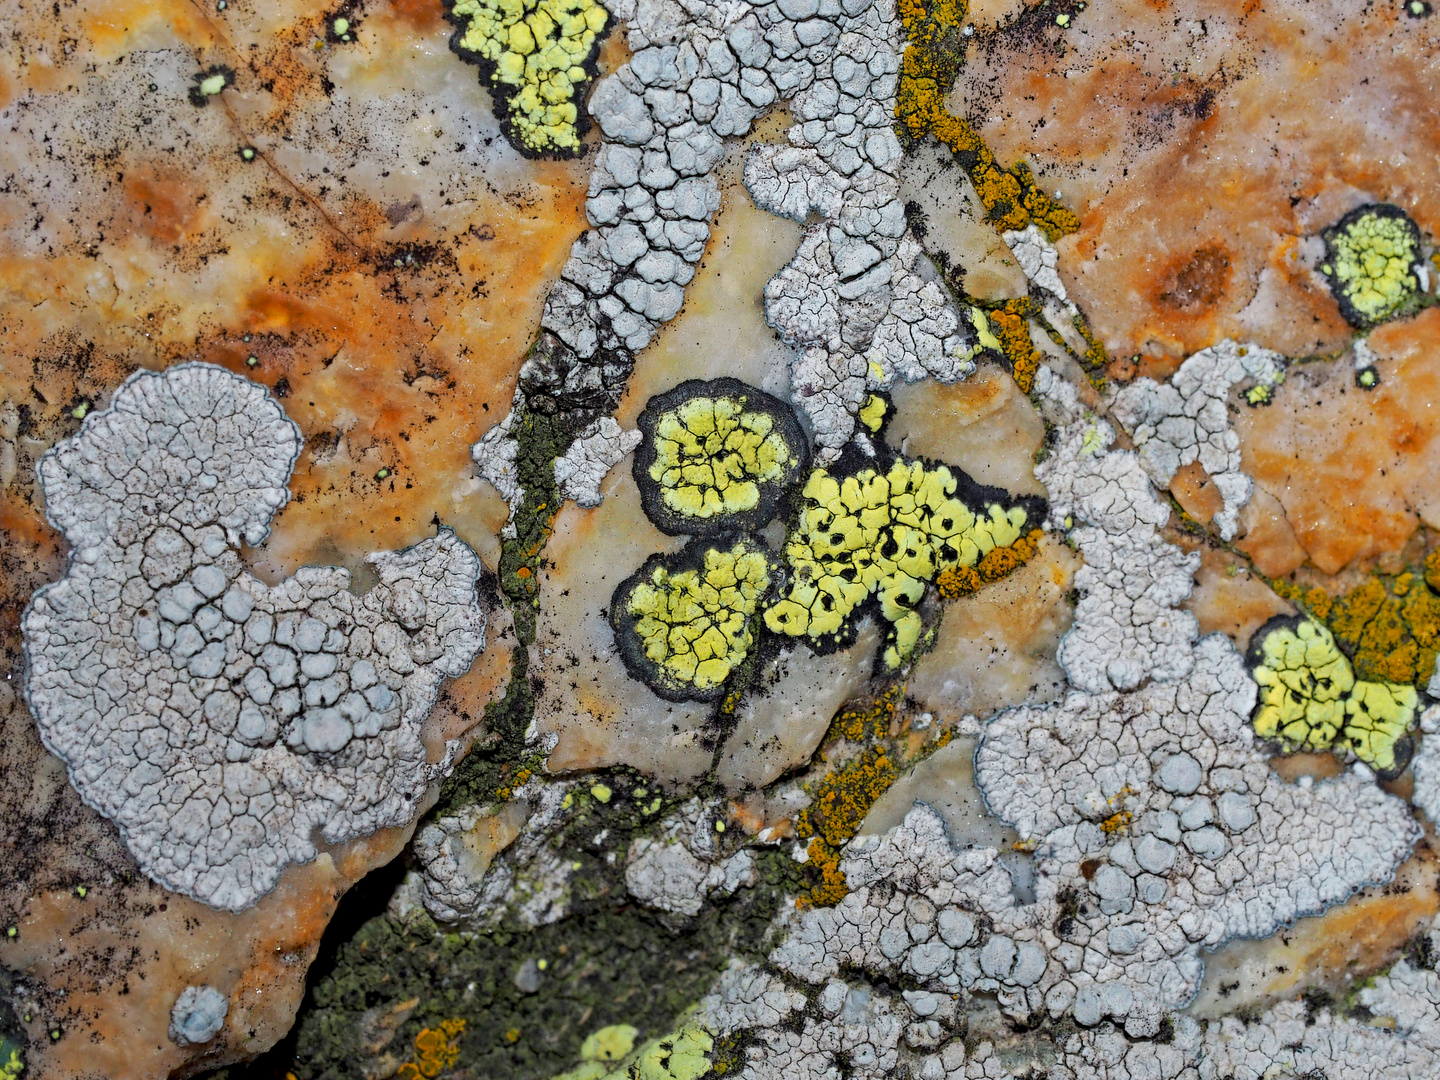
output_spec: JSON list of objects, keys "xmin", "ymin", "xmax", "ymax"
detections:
[{"xmin": 284, "ymin": 847, "xmax": 799, "ymax": 1080}]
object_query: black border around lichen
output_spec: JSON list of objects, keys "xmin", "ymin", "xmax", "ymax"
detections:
[
  {"xmin": 609, "ymin": 533, "xmax": 782, "ymax": 703},
  {"xmin": 440, "ymin": 0, "xmax": 610, "ymax": 161},
  {"xmin": 1320, "ymin": 202, "xmax": 1425, "ymax": 329},
  {"xmin": 632, "ymin": 377, "xmax": 813, "ymax": 538}
]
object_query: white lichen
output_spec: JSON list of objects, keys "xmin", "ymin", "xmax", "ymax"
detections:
[
  {"xmin": 1110, "ymin": 340, "xmax": 1285, "ymax": 540},
  {"xmin": 169, "ymin": 985, "xmax": 229, "ymax": 1046},
  {"xmin": 552, "ymin": 417, "xmax": 642, "ymax": 508},
  {"xmin": 22, "ymin": 363, "xmax": 488, "ymax": 912}
]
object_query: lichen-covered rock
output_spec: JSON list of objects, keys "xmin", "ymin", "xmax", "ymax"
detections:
[
  {"xmin": 1111, "ymin": 340, "xmax": 1286, "ymax": 539},
  {"xmin": 22, "ymin": 364, "xmax": 489, "ymax": 911},
  {"xmin": 169, "ymin": 985, "xmax": 228, "ymax": 1046}
]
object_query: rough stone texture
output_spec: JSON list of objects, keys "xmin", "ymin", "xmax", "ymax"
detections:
[{"xmin": 1233, "ymin": 311, "xmax": 1440, "ymax": 575}]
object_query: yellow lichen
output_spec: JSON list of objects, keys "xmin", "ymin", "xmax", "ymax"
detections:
[
  {"xmin": 1250, "ymin": 617, "xmax": 1418, "ymax": 776},
  {"xmin": 582, "ymin": 1025, "xmax": 639, "ymax": 1062},
  {"xmin": 858, "ymin": 393, "xmax": 888, "ymax": 433},
  {"xmin": 936, "ymin": 528, "xmax": 1042, "ymax": 599},
  {"xmin": 0, "ymin": 1046, "xmax": 22, "ymax": 1080},
  {"xmin": 398, "ymin": 1018, "xmax": 466, "ymax": 1080},
  {"xmin": 618, "ymin": 539, "xmax": 775, "ymax": 697},
  {"xmin": 447, "ymin": 0, "xmax": 609, "ymax": 154},
  {"xmin": 554, "ymin": 1024, "xmax": 713, "ymax": 1080},
  {"xmin": 762, "ymin": 459, "xmax": 1030, "ymax": 669},
  {"xmin": 1271, "ymin": 566, "xmax": 1440, "ymax": 689},
  {"xmin": 1319, "ymin": 204, "xmax": 1422, "ymax": 327},
  {"xmin": 649, "ymin": 395, "xmax": 798, "ymax": 524}
]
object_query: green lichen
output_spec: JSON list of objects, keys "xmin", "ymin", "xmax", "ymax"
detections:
[
  {"xmin": 0, "ymin": 1044, "xmax": 22, "ymax": 1080},
  {"xmin": 1320, "ymin": 204, "xmax": 1423, "ymax": 328},
  {"xmin": 1248, "ymin": 615, "xmax": 1418, "ymax": 777},
  {"xmin": 445, "ymin": 0, "xmax": 609, "ymax": 156},
  {"xmin": 283, "ymin": 845, "xmax": 799, "ymax": 1080}
]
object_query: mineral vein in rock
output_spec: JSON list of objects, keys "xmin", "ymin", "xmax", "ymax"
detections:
[{"xmin": 22, "ymin": 363, "xmax": 488, "ymax": 912}]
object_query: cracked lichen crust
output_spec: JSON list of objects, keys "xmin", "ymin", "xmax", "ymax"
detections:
[
  {"xmin": 1111, "ymin": 339, "xmax": 1286, "ymax": 540},
  {"xmin": 169, "ymin": 985, "xmax": 228, "ymax": 1046},
  {"xmin": 763, "ymin": 452, "xmax": 1039, "ymax": 670},
  {"xmin": 445, "ymin": 0, "xmax": 610, "ymax": 155},
  {"xmin": 554, "ymin": 416, "xmax": 643, "ymax": 508},
  {"xmin": 625, "ymin": 798, "xmax": 758, "ymax": 916},
  {"xmin": 22, "ymin": 363, "xmax": 488, "ymax": 911},
  {"xmin": 1320, "ymin": 202, "xmax": 1424, "ymax": 327},
  {"xmin": 633, "ymin": 378, "xmax": 809, "ymax": 536},
  {"xmin": 611, "ymin": 535, "xmax": 778, "ymax": 701},
  {"xmin": 1247, "ymin": 614, "xmax": 1419, "ymax": 777},
  {"xmin": 1035, "ymin": 366, "xmax": 1201, "ymax": 694}
]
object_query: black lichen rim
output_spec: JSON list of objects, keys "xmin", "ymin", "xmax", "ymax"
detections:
[
  {"xmin": 775, "ymin": 436, "xmax": 1049, "ymax": 661},
  {"xmin": 633, "ymin": 377, "xmax": 812, "ymax": 538},
  {"xmin": 609, "ymin": 533, "xmax": 780, "ymax": 703},
  {"xmin": 1320, "ymin": 202, "xmax": 1423, "ymax": 329},
  {"xmin": 1242, "ymin": 612, "xmax": 1415, "ymax": 778},
  {"xmin": 440, "ymin": 0, "xmax": 609, "ymax": 160}
]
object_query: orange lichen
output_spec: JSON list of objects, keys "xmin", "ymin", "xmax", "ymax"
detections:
[
  {"xmin": 831, "ymin": 685, "xmax": 903, "ymax": 743},
  {"xmin": 984, "ymin": 301, "xmax": 1043, "ymax": 392},
  {"xmin": 1100, "ymin": 810, "xmax": 1133, "ymax": 835},
  {"xmin": 895, "ymin": 0, "xmax": 1077, "ymax": 241},
  {"xmin": 1268, "ymin": 568, "xmax": 1440, "ymax": 689},
  {"xmin": 398, "ymin": 1018, "xmax": 466, "ymax": 1080},
  {"xmin": 937, "ymin": 528, "xmax": 1043, "ymax": 599},
  {"xmin": 795, "ymin": 746, "xmax": 899, "ymax": 907}
]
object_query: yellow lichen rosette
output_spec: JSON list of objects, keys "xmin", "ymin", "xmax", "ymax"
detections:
[
  {"xmin": 1320, "ymin": 203, "xmax": 1422, "ymax": 327},
  {"xmin": 446, "ymin": 0, "xmax": 609, "ymax": 155},
  {"xmin": 634, "ymin": 377, "xmax": 809, "ymax": 537},
  {"xmin": 764, "ymin": 457, "xmax": 1037, "ymax": 669},
  {"xmin": 611, "ymin": 537, "xmax": 778, "ymax": 701},
  {"xmin": 1248, "ymin": 615, "xmax": 1419, "ymax": 776}
]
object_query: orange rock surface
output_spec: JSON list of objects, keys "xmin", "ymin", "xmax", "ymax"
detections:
[
  {"xmin": 0, "ymin": 0, "xmax": 597, "ymax": 1072},
  {"xmin": 956, "ymin": 0, "xmax": 1440, "ymax": 362}
]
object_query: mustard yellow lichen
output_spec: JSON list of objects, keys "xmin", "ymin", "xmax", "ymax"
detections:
[
  {"xmin": 623, "ymin": 539, "xmax": 774, "ymax": 695},
  {"xmin": 448, "ymin": 0, "xmax": 608, "ymax": 154},
  {"xmin": 649, "ymin": 395, "xmax": 797, "ymax": 524},
  {"xmin": 1320, "ymin": 204, "xmax": 1422, "ymax": 327},
  {"xmin": 796, "ymin": 746, "xmax": 898, "ymax": 907},
  {"xmin": 763, "ymin": 460, "xmax": 1029, "ymax": 669},
  {"xmin": 1251, "ymin": 618, "xmax": 1418, "ymax": 775}
]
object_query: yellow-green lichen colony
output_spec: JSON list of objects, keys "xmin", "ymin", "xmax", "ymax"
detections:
[
  {"xmin": 1320, "ymin": 203, "xmax": 1422, "ymax": 327},
  {"xmin": 618, "ymin": 539, "xmax": 775, "ymax": 697},
  {"xmin": 448, "ymin": 0, "xmax": 609, "ymax": 154},
  {"xmin": 649, "ymin": 396, "xmax": 796, "ymax": 524},
  {"xmin": 764, "ymin": 459, "xmax": 1030, "ymax": 669},
  {"xmin": 1250, "ymin": 616, "xmax": 1419, "ymax": 776}
]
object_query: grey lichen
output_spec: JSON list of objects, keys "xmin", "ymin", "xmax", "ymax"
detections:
[
  {"xmin": 169, "ymin": 985, "xmax": 229, "ymax": 1046},
  {"xmin": 22, "ymin": 363, "xmax": 489, "ymax": 912}
]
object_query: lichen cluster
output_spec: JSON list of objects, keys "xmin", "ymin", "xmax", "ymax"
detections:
[
  {"xmin": 1320, "ymin": 203, "xmax": 1423, "ymax": 327},
  {"xmin": 445, "ymin": 0, "xmax": 609, "ymax": 155},
  {"xmin": 612, "ymin": 539, "xmax": 777, "ymax": 700},
  {"xmin": 1269, "ymin": 552, "xmax": 1440, "ymax": 689},
  {"xmin": 1248, "ymin": 615, "xmax": 1419, "ymax": 776},
  {"xmin": 895, "ymin": 0, "xmax": 1078, "ymax": 240},
  {"xmin": 635, "ymin": 379, "xmax": 807, "ymax": 535},
  {"xmin": 553, "ymin": 1024, "xmax": 713, "ymax": 1080},
  {"xmin": 398, "ymin": 1018, "xmax": 466, "ymax": 1079},
  {"xmin": 763, "ymin": 458, "xmax": 1034, "ymax": 669}
]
